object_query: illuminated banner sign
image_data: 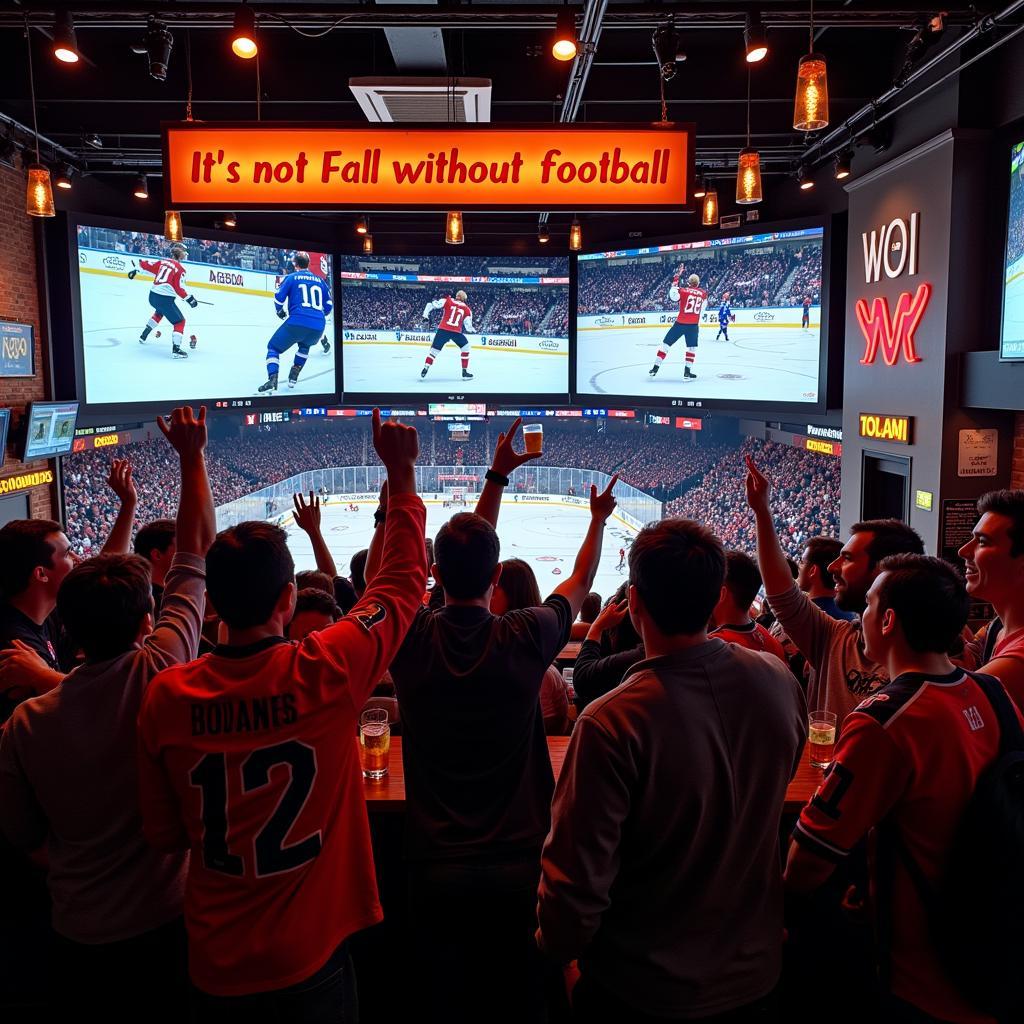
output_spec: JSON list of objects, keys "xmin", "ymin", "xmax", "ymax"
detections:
[
  {"xmin": 71, "ymin": 431, "xmax": 133, "ymax": 452},
  {"xmin": 244, "ymin": 411, "xmax": 291, "ymax": 426},
  {"xmin": 675, "ymin": 417, "xmax": 703, "ymax": 430},
  {"xmin": 807, "ymin": 423, "xmax": 842, "ymax": 441},
  {"xmin": 607, "ymin": 409, "xmax": 636, "ymax": 419},
  {"xmin": 802, "ymin": 436, "xmax": 842, "ymax": 457},
  {"xmin": 0, "ymin": 468, "xmax": 54, "ymax": 495},
  {"xmin": 163, "ymin": 123, "xmax": 693, "ymax": 211},
  {"xmin": 858, "ymin": 413, "xmax": 914, "ymax": 444}
]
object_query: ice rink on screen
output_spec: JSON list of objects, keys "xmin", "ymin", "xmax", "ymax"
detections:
[
  {"xmin": 1001, "ymin": 255, "xmax": 1024, "ymax": 358},
  {"xmin": 283, "ymin": 497, "xmax": 639, "ymax": 601},
  {"xmin": 576, "ymin": 323, "xmax": 820, "ymax": 404},
  {"xmin": 343, "ymin": 331, "xmax": 569, "ymax": 396},
  {"xmin": 79, "ymin": 271, "xmax": 336, "ymax": 405}
]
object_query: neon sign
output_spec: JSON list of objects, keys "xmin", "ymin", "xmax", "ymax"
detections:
[{"xmin": 855, "ymin": 282, "xmax": 931, "ymax": 366}]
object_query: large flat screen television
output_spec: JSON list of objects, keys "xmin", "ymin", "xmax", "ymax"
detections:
[
  {"xmin": 339, "ymin": 254, "xmax": 570, "ymax": 402},
  {"xmin": 1000, "ymin": 141, "xmax": 1024, "ymax": 360},
  {"xmin": 574, "ymin": 223, "xmax": 827, "ymax": 411},
  {"xmin": 71, "ymin": 218, "xmax": 338, "ymax": 412},
  {"xmin": 22, "ymin": 401, "xmax": 79, "ymax": 460}
]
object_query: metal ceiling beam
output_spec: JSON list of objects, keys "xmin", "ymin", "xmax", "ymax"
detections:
[{"xmin": 0, "ymin": 5, "xmax": 982, "ymax": 31}]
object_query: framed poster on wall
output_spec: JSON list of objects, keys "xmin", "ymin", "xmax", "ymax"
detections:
[{"xmin": 0, "ymin": 321, "xmax": 34, "ymax": 378}]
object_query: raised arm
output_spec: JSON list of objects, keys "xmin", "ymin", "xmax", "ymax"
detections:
[
  {"xmin": 551, "ymin": 476, "xmax": 617, "ymax": 620},
  {"xmin": 100, "ymin": 458, "xmax": 138, "ymax": 554},
  {"xmin": 293, "ymin": 491, "xmax": 338, "ymax": 578},
  {"xmin": 156, "ymin": 405, "xmax": 215, "ymax": 558},
  {"xmin": 744, "ymin": 455, "xmax": 798, "ymax": 598},
  {"xmin": 474, "ymin": 417, "xmax": 542, "ymax": 528}
]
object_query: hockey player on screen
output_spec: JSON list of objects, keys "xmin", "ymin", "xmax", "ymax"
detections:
[
  {"xmin": 649, "ymin": 269, "xmax": 707, "ymax": 380},
  {"xmin": 420, "ymin": 289, "xmax": 474, "ymax": 381},
  {"xmin": 129, "ymin": 243, "xmax": 199, "ymax": 359},
  {"xmin": 258, "ymin": 251, "xmax": 334, "ymax": 393},
  {"xmin": 802, "ymin": 295, "xmax": 812, "ymax": 330},
  {"xmin": 715, "ymin": 292, "xmax": 736, "ymax": 342}
]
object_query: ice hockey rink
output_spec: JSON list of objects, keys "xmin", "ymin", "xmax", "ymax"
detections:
[
  {"xmin": 342, "ymin": 331, "xmax": 569, "ymax": 396},
  {"xmin": 576, "ymin": 323, "xmax": 821, "ymax": 404},
  {"xmin": 1001, "ymin": 256, "xmax": 1024, "ymax": 358},
  {"xmin": 78, "ymin": 265, "xmax": 336, "ymax": 404},
  {"xmin": 283, "ymin": 496, "xmax": 640, "ymax": 600}
]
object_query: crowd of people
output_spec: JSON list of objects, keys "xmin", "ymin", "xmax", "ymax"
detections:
[
  {"xmin": 576, "ymin": 242, "xmax": 823, "ymax": 315},
  {"xmin": 60, "ymin": 421, "xmax": 840, "ymax": 556},
  {"xmin": 3, "ymin": 406, "xmax": 1023, "ymax": 1024},
  {"xmin": 667, "ymin": 437, "xmax": 840, "ymax": 558}
]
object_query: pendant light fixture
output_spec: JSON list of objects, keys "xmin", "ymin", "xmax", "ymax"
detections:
[
  {"xmin": 362, "ymin": 233, "xmax": 374, "ymax": 255},
  {"xmin": 164, "ymin": 209, "xmax": 184, "ymax": 242},
  {"xmin": 693, "ymin": 170, "xmax": 707, "ymax": 200},
  {"xmin": 793, "ymin": 0, "xmax": 829, "ymax": 131},
  {"xmin": 736, "ymin": 68, "xmax": 763, "ymax": 205},
  {"xmin": 133, "ymin": 174, "xmax": 149, "ymax": 200},
  {"xmin": 445, "ymin": 211, "xmax": 464, "ymax": 245},
  {"xmin": 231, "ymin": 4, "xmax": 258, "ymax": 59},
  {"xmin": 701, "ymin": 188, "xmax": 719, "ymax": 227},
  {"xmin": 569, "ymin": 217, "xmax": 582, "ymax": 252},
  {"xmin": 25, "ymin": 22, "xmax": 54, "ymax": 217}
]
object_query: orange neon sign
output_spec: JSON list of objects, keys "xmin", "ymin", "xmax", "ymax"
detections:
[{"xmin": 162, "ymin": 123, "xmax": 693, "ymax": 210}]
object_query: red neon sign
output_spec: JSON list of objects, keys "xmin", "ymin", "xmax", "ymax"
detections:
[{"xmin": 855, "ymin": 282, "xmax": 931, "ymax": 366}]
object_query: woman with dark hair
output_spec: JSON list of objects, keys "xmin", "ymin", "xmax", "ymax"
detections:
[
  {"xmin": 573, "ymin": 581, "xmax": 645, "ymax": 710},
  {"xmin": 490, "ymin": 558, "xmax": 571, "ymax": 735}
]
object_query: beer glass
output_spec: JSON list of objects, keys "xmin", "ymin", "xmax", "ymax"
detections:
[
  {"xmin": 359, "ymin": 708, "xmax": 390, "ymax": 780},
  {"xmin": 523, "ymin": 423, "xmax": 543, "ymax": 454},
  {"xmin": 808, "ymin": 710, "xmax": 837, "ymax": 769}
]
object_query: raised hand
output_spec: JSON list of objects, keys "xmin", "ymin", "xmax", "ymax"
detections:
[
  {"xmin": 156, "ymin": 405, "xmax": 208, "ymax": 460},
  {"xmin": 590, "ymin": 474, "xmax": 618, "ymax": 524},
  {"xmin": 744, "ymin": 454, "xmax": 772, "ymax": 516},
  {"xmin": 106, "ymin": 458, "xmax": 137, "ymax": 505},
  {"xmin": 292, "ymin": 491, "xmax": 322, "ymax": 535},
  {"xmin": 372, "ymin": 407, "xmax": 419, "ymax": 469},
  {"xmin": 491, "ymin": 417, "xmax": 542, "ymax": 478},
  {"xmin": 590, "ymin": 598, "xmax": 628, "ymax": 634}
]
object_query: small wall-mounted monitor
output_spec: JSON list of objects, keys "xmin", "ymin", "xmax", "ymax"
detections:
[
  {"xmin": 0, "ymin": 407, "xmax": 10, "ymax": 459},
  {"xmin": 22, "ymin": 401, "xmax": 80, "ymax": 460}
]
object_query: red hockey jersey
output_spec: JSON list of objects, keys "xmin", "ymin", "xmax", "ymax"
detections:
[
  {"xmin": 673, "ymin": 283, "xmax": 707, "ymax": 324},
  {"xmin": 140, "ymin": 258, "xmax": 189, "ymax": 299},
  {"xmin": 137, "ymin": 494, "xmax": 427, "ymax": 996}
]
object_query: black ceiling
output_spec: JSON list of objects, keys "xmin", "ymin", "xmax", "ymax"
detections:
[{"xmin": 0, "ymin": 2, "xmax": 1013, "ymax": 248}]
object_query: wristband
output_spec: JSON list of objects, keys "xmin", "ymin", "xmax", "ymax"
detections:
[
  {"xmin": 485, "ymin": 469, "xmax": 510, "ymax": 487},
  {"xmin": 373, "ymin": 508, "xmax": 386, "ymax": 526}
]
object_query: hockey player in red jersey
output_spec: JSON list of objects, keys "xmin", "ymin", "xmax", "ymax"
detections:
[
  {"xmin": 420, "ymin": 289, "xmax": 474, "ymax": 381},
  {"xmin": 649, "ymin": 269, "xmax": 707, "ymax": 381},
  {"xmin": 129, "ymin": 243, "xmax": 200, "ymax": 359}
]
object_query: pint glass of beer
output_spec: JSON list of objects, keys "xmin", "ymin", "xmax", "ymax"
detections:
[
  {"xmin": 359, "ymin": 708, "xmax": 390, "ymax": 780},
  {"xmin": 523, "ymin": 423, "xmax": 543, "ymax": 454},
  {"xmin": 808, "ymin": 710, "xmax": 837, "ymax": 769}
]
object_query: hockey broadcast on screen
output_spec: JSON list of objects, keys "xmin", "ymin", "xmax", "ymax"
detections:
[
  {"xmin": 74, "ymin": 223, "xmax": 337, "ymax": 406},
  {"xmin": 339, "ymin": 254, "xmax": 570, "ymax": 397},
  {"xmin": 576, "ymin": 227, "xmax": 824, "ymax": 406},
  {"xmin": 1001, "ymin": 141, "xmax": 1024, "ymax": 359}
]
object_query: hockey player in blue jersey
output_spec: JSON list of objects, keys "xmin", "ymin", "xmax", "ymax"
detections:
[
  {"xmin": 715, "ymin": 292, "xmax": 736, "ymax": 341},
  {"xmin": 258, "ymin": 251, "xmax": 334, "ymax": 392}
]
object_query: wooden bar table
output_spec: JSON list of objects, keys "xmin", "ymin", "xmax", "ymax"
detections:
[{"xmin": 364, "ymin": 736, "xmax": 823, "ymax": 814}]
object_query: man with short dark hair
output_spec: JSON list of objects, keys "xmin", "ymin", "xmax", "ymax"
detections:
[
  {"xmin": 134, "ymin": 518, "xmax": 176, "ymax": 609},
  {"xmin": 385, "ymin": 418, "xmax": 610, "ymax": 1023},
  {"xmin": 0, "ymin": 406, "xmax": 214, "ymax": 1022},
  {"xmin": 288, "ymin": 588, "xmax": 341, "ymax": 641},
  {"xmin": 786, "ymin": 554, "xmax": 1015, "ymax": 1023},
  {"xmin": 138, "ymin": 409, "xmax": 426, "ymax": 1022},
  {"xmin": 711, "ymin": 549, "xmax": 788, "ymax": 664},
  {"xmin": 539, "ymin": 518, "xmax": 807, "ymax": 1021},
  {"xmin": 958, "ymin": 489, "xmax": 1024, "ymax": 709},
  {"xmin": 745, "ymin": 456, "xmax": 924, "ymax": 726},
  {"xmin": 294, "ymin": 569, "xmax": 335, "ymax": 595}
]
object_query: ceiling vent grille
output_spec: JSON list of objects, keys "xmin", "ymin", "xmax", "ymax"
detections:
[{"xmin": 349, "ymin": 77, "xmax": 492, "ymax": 123}]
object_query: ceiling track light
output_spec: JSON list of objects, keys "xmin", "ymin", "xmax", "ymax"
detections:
[
  {"xmin": 652, "ymin": 18, "xmax": 685, "ymax": 81},
  {"xmin": 223, "ymin": 212, "xmax": 238, "ymax": 228},
  {"xmin": 552, "ymin": 6, "xmax": 578, "ymax": 62},
  {"xmin": 232, "ymin": 4, "xmax": 258, "ymax": 60},
  {"xmin": 834, "ymin": 149, "xmax": 853, "ymax": 180},
  {"xmin": 355, "ymin": 215, "xmax": 368, "ymax": 235},
  {"xmin": 132, "ymin": 15, "xmax": 174, "ymax": 82},
  {"xmin": 797, "ymin": 165, "xmax": 815, "ymax": 190},
  {"xmin": 692, "ymin": 170, "xmax": 707, "ymax": 200},
  {"xmin": 52, "ymin": 9, "xmax": 80, "ymax": 64},
  {"xmin": 538, "ymin": 225, "xmax": 550, "ymax": 244},
  {"xmin": 132, "ymin": 174, "xmax": 149, "ymax": 199},
  {"xmin": 744, "ymin": 11, "xmax": 768, "ymax": 64},
  {"xmin": 54, "ymin": 163, "xmax": 75, "ymax": 189}
]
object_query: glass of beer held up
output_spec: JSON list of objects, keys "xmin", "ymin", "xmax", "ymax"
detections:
[
  {"xmin": 359, "ymin": 708, "xmax": 390, "ymax": 780},
  {"xmin": 523, "ymin": 423, "xmax": 544, "ymax": 455},
  {"xmin": 808, "ymin": 710, "xmax": 837, "ymax": 769}
]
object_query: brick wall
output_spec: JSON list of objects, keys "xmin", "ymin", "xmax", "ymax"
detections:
[
  {"xmin": 0, "ymin": 161, "xmax": 56, "ymax": 519},
  {"xmin": 1014, "ymin": 412, "xmax": 1024, "ymax": 490}
]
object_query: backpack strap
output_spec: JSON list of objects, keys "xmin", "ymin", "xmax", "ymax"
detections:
[{"xmin": 966, "ymin": 671, "xmax": 1024, "ymax": 755}]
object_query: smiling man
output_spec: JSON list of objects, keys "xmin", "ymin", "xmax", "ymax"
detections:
[{"xmin": 958, "ymin": 489, "xmax": 1024, "ymax": 709}]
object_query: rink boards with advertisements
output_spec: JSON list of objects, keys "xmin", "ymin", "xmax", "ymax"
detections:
[
  {"xmin": 280, "ymin": 492, "xmax": 640, "ymax": 599},
  {"xmin": 576, "ymin": 306, "xmax": 821, "ymax": 404},
  {"xmin": 77, "ymin": 248, "xmax": 336, "ymax": 404},
  {"xmin": 341, "ymin": 328, "xmax": 569, "ymax": 395}
]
